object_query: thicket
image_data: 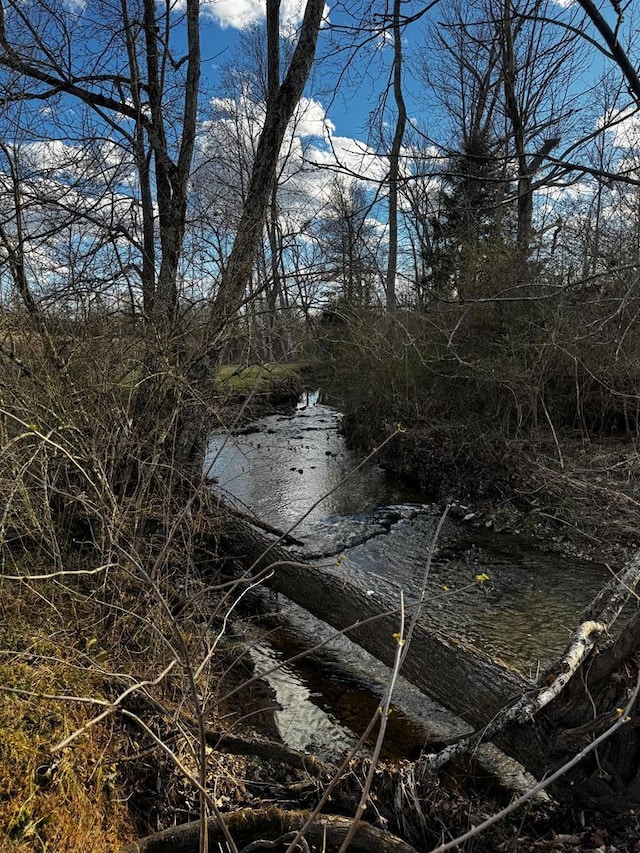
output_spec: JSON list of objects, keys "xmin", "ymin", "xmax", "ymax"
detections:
[
  {"xmin": 314, "ymin": 263, "xmax": 640, "ymax": 505},
  {"xmin": 3, "ymin": 250, "xmax": 640, "ymax": 849},
  {"xmin": 0, "ymin": 309, "xmax": 304, "ymax": 850}
]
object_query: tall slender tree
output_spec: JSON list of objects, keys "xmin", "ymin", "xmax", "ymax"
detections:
[
  {"xmin": 384, "ymin": 0, "xmax": 408, "ymax": 309},
  {"xmin": 208, "ymin": 0, "xmax": 325, "ymax": 338}
]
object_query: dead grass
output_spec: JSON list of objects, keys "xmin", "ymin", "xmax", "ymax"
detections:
[{"xmin": 0, "ymin": 617, "xmax": 137, "ymax": 853}]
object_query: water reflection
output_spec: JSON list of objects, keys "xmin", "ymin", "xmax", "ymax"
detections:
[
  {"xmin": 204, "ymin": 393, "xmax": 422, "ymax": 535},
  {"xmin": 296, "ymin": 389, "xmax": 321, "ymax": 409},
  {"xmin": 249, "ymin": 643, "xmax": 358, "ymax": 760},
  {"xmin": 205, "ymin": 393, "xmax": 610, "ymax": 671}
]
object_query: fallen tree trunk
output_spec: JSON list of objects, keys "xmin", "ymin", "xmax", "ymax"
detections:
[
  {"xmin": 218, "ymin": 517, "xmax": 640, "ymax": 812},
  {"xmin": 219, "ymin": 518, "xmax": 524, "ymax": 725}
]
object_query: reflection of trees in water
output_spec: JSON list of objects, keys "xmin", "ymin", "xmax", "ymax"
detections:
[{"xmin": 205, "ymin": 404, "xmax": 413, "ymax": 530}]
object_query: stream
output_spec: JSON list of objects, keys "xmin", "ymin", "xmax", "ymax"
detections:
[{"xmin": 205, "ymin": 392, "xmax": 610, "ymax": 760}]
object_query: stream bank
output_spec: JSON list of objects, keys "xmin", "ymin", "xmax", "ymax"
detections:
[{"xmin": 341, "ymin": 399, "xmax": 640, "ymax": 567}]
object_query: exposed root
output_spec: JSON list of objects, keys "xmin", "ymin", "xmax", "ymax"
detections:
[{"xmin": 123, "ymin": 806, "xmax": 419, "ymax": 853}]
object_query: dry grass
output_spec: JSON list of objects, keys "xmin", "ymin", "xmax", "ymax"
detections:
[
  {"xmin": 0, "ymin": 620, "xmax": 137, "ymax": 852},
  {"xmin": 0, "ymin": 316, "xmax": 251, "ymax": 850}
]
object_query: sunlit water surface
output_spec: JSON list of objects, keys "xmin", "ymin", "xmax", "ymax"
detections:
[{"xmin": 205, "ymin": 393, "xmax": 610, "ymax": 756}]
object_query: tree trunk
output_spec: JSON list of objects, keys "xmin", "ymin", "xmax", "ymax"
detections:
[
  {"xmin": 384, "ymin": 0, "xmax": 407, "ymax": 311},
  {"xmin": 209, "ymin": 0, "xmax": 324, "ymax": 336},
  {"xmin": 218, "ymin": 516, "xmax": 640, "ymax": 812},
  {"xmin": 123, "ymin": 806, "xmax": 419, "ymax": 853}
]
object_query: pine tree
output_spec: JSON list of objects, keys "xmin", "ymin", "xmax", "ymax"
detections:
[{"xmin": 425, "ymin": 131, "xmax": 510, "ymax": 299}]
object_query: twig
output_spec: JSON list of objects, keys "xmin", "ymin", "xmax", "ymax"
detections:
[
  {"xmin": 420, "ymin": 619, "xmax": 605, "ymax": 773},
  {"xmin": 48, "ymin": 660, "xmax": 177, "ymax": 754},
  {"xmin": 0, "ymin": 563, "xmax": 113, "ymax": 581},
  {"xmin": 336, "ymin": 595, "xmax": 406, "ymax": 853},
  {"xmin": 401, "ymin": 506, "xmax": 449, "ymax": 661},
  {"xmin": 427, "ymin": 672, "xmax": 640, "ymax": 853}
]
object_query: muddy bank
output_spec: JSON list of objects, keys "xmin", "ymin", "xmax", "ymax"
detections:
[{"xmin": 341, "ymin": 401, "xmax": 640, "ymax": 565}]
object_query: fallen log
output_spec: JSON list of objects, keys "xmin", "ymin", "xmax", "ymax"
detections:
[
  {"xmin": 219, "ymin": 518, "xmax": 525, "ymax": 727},
  {"xmin": 218, "ymin": 516, "xmax": 640, "ymax": 810}
]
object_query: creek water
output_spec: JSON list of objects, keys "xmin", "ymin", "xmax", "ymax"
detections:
[{"xmin": 205, "ymin": 392, "xmax": 610, "ymax": 759}]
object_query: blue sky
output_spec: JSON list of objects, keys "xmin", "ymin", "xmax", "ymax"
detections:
[
  {"xmin": 3, "ymin": 0, "xmax": 639, "ymax": 308},
  {"xmin": 198, "ymin": 1, "xmax": 388, "ymax": 144},
  {"xmin": 194, "ymin": 0, "xmax": 607, "ymax": 159},
  {"xmin": 161, "ymin": 0, "xmax": 640, "ymax": 259}
]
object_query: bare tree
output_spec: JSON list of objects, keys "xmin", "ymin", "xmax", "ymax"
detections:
[
  {"xmin": 495, "ymin": 0, "xmax": 577, "ymax": 256},
  {"xmin": 0, "ymin": 0, "xmax": 200, "ymax": 329},
  {"xmin": 384, "ymin": 0, "xmax": 408, "ymax": 310},
  {"xmin": 420, "ymin": 0, "xmax": 583, "ymax": 272},
  {"xmin": 209, "ymin": 0, "xmax": 325, "ymax": 340},
  {"xmin": 316, "ymin": 176, "xmax": 381, "ymax": 306},
  {"xmin": 193, "ymin": 20, "xmax": 327, "ymax": 361}
]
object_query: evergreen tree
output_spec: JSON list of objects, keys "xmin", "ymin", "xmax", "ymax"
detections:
[{"xmin": 424, "ymin": 131, "xmax": 510, "ymax": 299}]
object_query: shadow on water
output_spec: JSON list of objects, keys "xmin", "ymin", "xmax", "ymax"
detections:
[
  {"xmin": 206, "ymin": 391, "xmax": 610, "ymax": 758},
  {"xmin": 248, "ymin": 630, "xmax": 429, "ymax": 762}
]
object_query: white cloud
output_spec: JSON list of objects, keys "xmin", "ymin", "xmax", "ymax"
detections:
[
  {"xmin": 599, "ymin": 106, "xmax": 640, "ymax": 150},
  {"xmin": 203, "ymin": 0, "xmax": 308, "ymax": 30},
  {"xmin": 62, "ymin": 0, "xmax": 86, "ymax": 12},
  {"xmin": 23, "ymin": 139, "xmax": 72, "ymax": 170},
  {"xmin": 196, "ymin": 87, "xmax": 393, "ymax": 259},
  {"xmin": 198, "ymin": 88, "xmax": 385, "ymax": 226},
  {"xmin": 539, "ymin": 180, "xmax": 594, "ymax": 203},
  {"xmin": 19, "ymin": 138, "xmax": 135, "ymax": 191},
  {"xmin": 308, "ymin": 135, "xmax": 387, "ymax": 183},
  {"xmin": 295, "ymin": 97, "xmax": 335, "ymax": 138}
]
